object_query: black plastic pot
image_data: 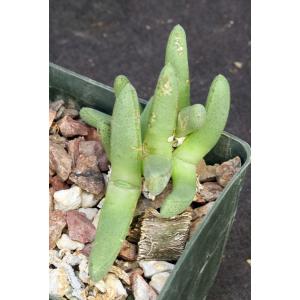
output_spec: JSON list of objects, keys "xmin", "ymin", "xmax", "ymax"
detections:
[{"xmin": 50, "ymin": 63, "xmax": 251, "ymax": 300}]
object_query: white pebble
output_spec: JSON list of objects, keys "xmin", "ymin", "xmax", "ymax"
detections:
[
  {"xmin": 78, "ymin": 256, "xmax": 90, "ymax": 284},
  {"xmin": 62, "ymin": 252, "xmax": 85, "ymax": 266},
  {"xmin": 92, "ymin": 210, "xmax": 101, "ymax": 228},
  {"xmin": 132, "ymin": 273, "xmax": 158, "ymax": 300},
  {"xmin": 54, "ymin": 185, "xmax": 82, "ymax": 211},
  {"xmin": 138, "ymin": 260, "xmax": 174, "ymax": 278},
  {"xmin": 105, "ymin": 273, "xmax": 128, "ymax": 298},
  {"xmin": 49, "ymin": 267, "xmax": 71, "ymax": 298},
  {"xmin": 49, "ymin": 250, "xmax": 61, "ymax": 267},
  {"xmin": 94, "ymin": 280, "xmax": 107, "ymax": 293},
  {"xmin": 78, "ymin": 208, "xmax": 99, "ymax": 221},
  {"xmin": 149, "ymin": 272, "xmax": 170, "ymax": 294},
  {"xmin": 56, "ymin": 234, "xmax": 84, "ymax": 251},
  {"xmin": 81, "ymin": 191, "xmax": 100, "ymax": 208}
]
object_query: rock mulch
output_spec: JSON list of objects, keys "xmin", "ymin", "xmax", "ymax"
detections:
[{"xmin": 49, "ymin": 97, "xmax": 241, "ymax": 300}]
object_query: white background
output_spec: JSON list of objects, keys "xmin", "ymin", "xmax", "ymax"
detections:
[{"xmin": 0, "ymin": 0, "xmax": 300, "ymax": 299}]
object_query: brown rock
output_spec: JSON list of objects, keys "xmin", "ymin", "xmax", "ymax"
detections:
[
  {"xmin": 66, "ymin": 210, "xmax": 96, "ymax": 244},
  {"xmin": 196, "ymin": 159, "xmax": 218, "ymax": 182},
  {"xmin": 49, "ymin": 142, "xmax": 72, "ymax": 181},
  {"xmin": 192, "ymin": 202, "xmax": 215, "ymax": 221},
  {"xmin": 79, "ymin": 141, "xmax": 109, "ymax": 172},
  {"xmin": 69, "ymin": 154, "xmax": 105, "ymax": 195},
  {"xmin": 55, "ymin": 105, "xmax": 65, "ymax": 120},
  {"xmin": 67, "ymin": 137, "xmax": 84, "ymax": 168},
  {"xmin": 62, "ymin": 108, "xmax": 79, "ymax": 119},
  {"xmin": 189, "ymin": 202, "xmax": 215, "ymax": 237},
  {"xmin": 85, "ymin": 127, "xmax": 101, "ymax": 142},
  {"xmin": 49, "ymin": 188, "xmax": 54, "ymax": 211},
  {"xmin": 50, "ymin": 99, "xmax": 64, "ymax": 112},
  {"xmin": 216, "ymin": 156, "xmax": 241, "ymax": 187},
  {"xmin": 196, "ymin": 182, "xmax": 223, "ymax": 202},
  {"xmin": 119, "ymin": 240, "xmax": 137, "ymax": 261},
  {"xmin": 49, "ymin": 210, "xmax": 66, "ymax": 249},
  {"xmin": 196, "ymin": 159, "xmax": 206, "ymax": 176},
  {"xmin": 49, "ymin": 134, "xmax": 67, "ymax": 146},
  {"xmin": 193, "ymin": 193, "xmax": 206, "ymax": 204},
  {"xmin": 50, "ymin": 175, "xmax": 69, "ymax": 191},
  {"xmin": 58, "ymin": 116, "xmax": 89, "ymax": 138},
  {"xmin": 49, "ymin": 109, "xmax": 57, "ymax": 129}
]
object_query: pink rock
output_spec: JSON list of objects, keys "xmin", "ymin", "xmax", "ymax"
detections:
[
  {"xmin": 66, "ymin": 210, "xmax": 96, "ymax": 243},
  {"xmin": 79, "ymin": 243, "xmax": 92, "ymax": 257},
  {"xmin": 50, "ymin": 175, "xmax": 69, "ymax": 191},
  {"xmin": 49, "ymin": 142, "xmax": 72, "ymax": 181},
  {"xmin": 67, "ymin": 137, "xmax": 84, "ymax": 168},
  {"xmin": 69, "ymin": 154, "xmax": 104, "ymax": 195},
  {"xmin": 58, "ymin": 116, "xmax": 89, "ymax": 138},
  {"xmin": 49, "ymin": 210, "xmax": 66, "ymax": 249},
  {"xmin": 79, "ymin": 140, "xmax": 109, "ymax": 172}
]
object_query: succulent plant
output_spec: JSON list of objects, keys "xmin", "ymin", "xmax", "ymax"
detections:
[
  {"xmin": 79, "ymin": 24, "xmax": 231, "ymax": 281},
  {"xmin": 140, "ymin": 96, "xmax": 153, "ymax": 140},
  {"xmin": 142, "ymin": 63, "xmax": 179, "ymax": 197},
  {"xmin": 175, "ymin": 104, "xmax": 206, "ymax": 138},
  {"xmin": 88, "ymin": 81, "xmax": 142, "ymax": 282},
  {"xmin": 165, "ymin": 24, "xmax": 190, "ymax": 110},
  {"xmin": 160, "ymin": 74, "xmax": 230, "ymax": 217}
]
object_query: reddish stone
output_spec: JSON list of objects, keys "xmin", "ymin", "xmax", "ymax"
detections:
[
  {"xmin": 80, "ymin": 243, "xmax": 92, "ymax": 257},
  {"xmin": 49, "ymin": 142, "xmax": 72, "ymax": 181},
  {"xmin": 67, "ymin": 137, "xmax": 84, "ymax": 168},
  {"xmin": 79, "ymin": 140, "xmax": 109, "ymax": 172},
  {"xmin": 66, "ymin": 210, "xmax": 96, "ymax": 244},
  {"xmin": 69, "ymin": 154, "xmax": 104, "ymax": 195},
  {"xmin": 49, "ymin": 210, "xmax": 66, "ymax": 249},
  {"xmin": 119, "ymin": 240, "xmax": 137, "ymax": 261},
  {"xmin": 58, "ymin": 116, "xmax": 89, "ymax": 138},
  {"xmin": 50, "ymin": 175, "xmax": 69, "ymax": 191},
  {"xmin": 85, "ymin": 127, "xmax": 101, "ymax": 143},
  {"xmin": 49, "ymin": 188, "xmax": 55, "ymax": 211}
]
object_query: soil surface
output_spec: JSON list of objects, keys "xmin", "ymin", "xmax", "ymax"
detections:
[{"xmin": 50, "ymin": 1, "xmax": 251, "ymax": 299}]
